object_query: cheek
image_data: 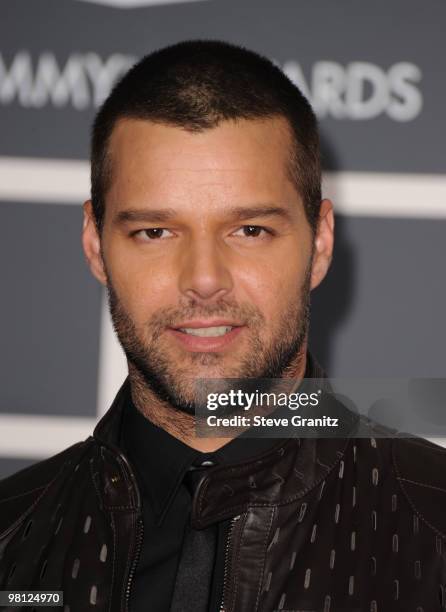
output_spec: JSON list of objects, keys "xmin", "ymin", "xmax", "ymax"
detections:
[
  {"xmin": 236, "ymin": 254, "xmax": 305, "ymax": 320},
  {"xmin": 105, "ymin": 247, "xmax": 177, "ymax": 324}
]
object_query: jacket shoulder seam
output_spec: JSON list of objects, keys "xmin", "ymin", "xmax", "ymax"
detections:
[
  {"xmin": 392, "ymin": 439, "xmax": 446, "ymax": 540},
  {"xmin": 0, "ymin": 439, "xmax": 95, "ymax": 539},
  {"xmin": 397, "ymin": 476, "xmax": 446, "ymax": 495},
  {"xmin": 395, "ymin": 476, "xmax": 446, "ymax": 540},
  {"xmin": 0, "ymin": 484, "xmax": 47, "ymax": 505}
]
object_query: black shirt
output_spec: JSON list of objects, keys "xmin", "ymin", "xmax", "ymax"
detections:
[{"xmin": 120, "ymin": 354, "xmax": 322, "ymax": 612}]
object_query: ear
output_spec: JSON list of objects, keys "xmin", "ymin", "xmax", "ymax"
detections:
[
  {"xmin": 310, "ymin": 199, "xmax": 334, "ymax": 290},
  {"xmin": 82, "ymin": 200, "xmax": 107, "ymax": 286}
]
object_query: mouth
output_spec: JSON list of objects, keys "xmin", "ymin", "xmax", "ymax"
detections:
[
  {"xmin": 168, "ymin": 321, "xmax": 245, "ymax": 351},
  {"xmin": 177, "ymin": 325, "xmax": 235, "ymax": 337}
]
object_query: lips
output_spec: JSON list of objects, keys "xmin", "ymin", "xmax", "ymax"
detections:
[
  {"xmin": 171, "ymin": 320, "xmax": 243, "ymax": 337},
  {"xmin": 168, "ymin": 321, "xmax": 244, "ymax": 351},
  {"xmin": 178, "ymin": 325, "xmax": 234, "ymax": 337},
  {"xmin": 171, "ymin": 320, "xmax": 242, "ymax": 329}
]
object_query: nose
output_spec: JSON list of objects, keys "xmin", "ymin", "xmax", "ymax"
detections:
[{"xmin": 178, "ymin": 237, "xmax": 234, "ymax": 302}]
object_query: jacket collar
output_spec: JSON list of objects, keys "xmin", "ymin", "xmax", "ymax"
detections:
[
  {"xmin": 191, "ymin": 424, "xmax": 353, "ymax": 528},
  {"xmin": 93, "ymin": 377, "xmax": 130, "ymax": 449}
]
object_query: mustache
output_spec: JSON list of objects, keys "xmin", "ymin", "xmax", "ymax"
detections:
[
  {"xmin": 146, "ymin": 300, "xmax": 265, "ymax": 330},
  {"xmin": 105, "ymin": 281, "xmax": 266, "ymax": 336}
]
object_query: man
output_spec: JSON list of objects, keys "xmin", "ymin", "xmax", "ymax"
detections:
[{"xmin": 0, "ymin": 40, "xmax": 445, "ymax": 612}]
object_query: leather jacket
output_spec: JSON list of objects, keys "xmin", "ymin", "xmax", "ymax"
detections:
[{"xmin": 1, "ymin": 378, "xmax": 446, "ymax": 612}]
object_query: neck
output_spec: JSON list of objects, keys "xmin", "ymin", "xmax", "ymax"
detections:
[{"xmin": 128, "ymin": 344, "xmax": 308, "ymax": 452}]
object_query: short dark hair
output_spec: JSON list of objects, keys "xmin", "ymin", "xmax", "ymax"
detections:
[{"xmin": 91, "ymin": 39, "xmax": 321, "ymax": 233}]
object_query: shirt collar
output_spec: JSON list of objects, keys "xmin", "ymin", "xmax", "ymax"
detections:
[{"xmin": 120, "ymin": 400, "xmax": 201, "ymax": 524}]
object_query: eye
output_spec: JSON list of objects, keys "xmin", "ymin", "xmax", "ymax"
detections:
[
  {"xmin": 233, "ymin": 225, "xmax": 272, "ymax": 238},
  {"xmin": 133, "ymin": 228, "xmax": 173, "ymax": 241}
]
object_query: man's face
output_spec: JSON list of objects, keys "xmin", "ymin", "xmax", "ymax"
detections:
[{"xmin": 83, "ymin": 116, "xmax": 332, "ymax": 414}]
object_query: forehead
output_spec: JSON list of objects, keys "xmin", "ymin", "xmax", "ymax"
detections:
[{"xmin": 105, "ymin": 116, "xmax": 300, "ymax": 213}]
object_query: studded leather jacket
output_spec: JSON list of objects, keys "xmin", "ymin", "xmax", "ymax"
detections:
[{"xmin": 1, "ymin": 379, "xmax": 446, "ymax": 612}]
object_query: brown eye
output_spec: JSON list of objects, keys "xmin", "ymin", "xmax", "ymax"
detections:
[
  {"xmin": 132, "ymin": 228, "xmax": 174, "ymax": 241},
  {"xmin": 243, "ymin": 225, "xmax": 263, "ymax": 237},
  {"xmin": 144, "ymin": 228, "xmax": 165, "ymax": 239},
  {"xmin": 232, "ymin": 225, "xmax": 273, "ymax": 240}
]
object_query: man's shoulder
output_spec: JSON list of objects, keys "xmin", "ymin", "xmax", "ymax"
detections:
[
  {"xmin": 355, "ymin": 417, "xmax": 446, "ymax": 487},
  {"xmin": 392, "ymin": 434, "xmax": 446, "ymax": 486},
  {"xmin": 392, "ymin": 435, "xmax": 446, "ymax": 537},
  {"xmin": 0, "ymin": 439, "xmax": 93, "ymax": 536}
]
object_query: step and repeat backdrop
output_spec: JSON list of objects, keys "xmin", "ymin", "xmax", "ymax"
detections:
[{"xmin": 0, "ymin": 0, "xmax": 445, "ymax": 478}]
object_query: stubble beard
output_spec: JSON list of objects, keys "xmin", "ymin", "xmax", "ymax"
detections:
[{"xmin": 106, "ymin": 262, "xmax": 312, "ymax": 417}]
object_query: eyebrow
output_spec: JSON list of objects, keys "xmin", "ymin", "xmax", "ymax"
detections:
[
  {"xmin": 113, "ymin": 204, "xmax": 294, "ymax": 225},
  {"xmin": 226, "ymin": 205, "xmax": 293, "ymax": 223},
  {"xmin": 114, "ymin": 208, "xmax": 177, "ymax": 224}
]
